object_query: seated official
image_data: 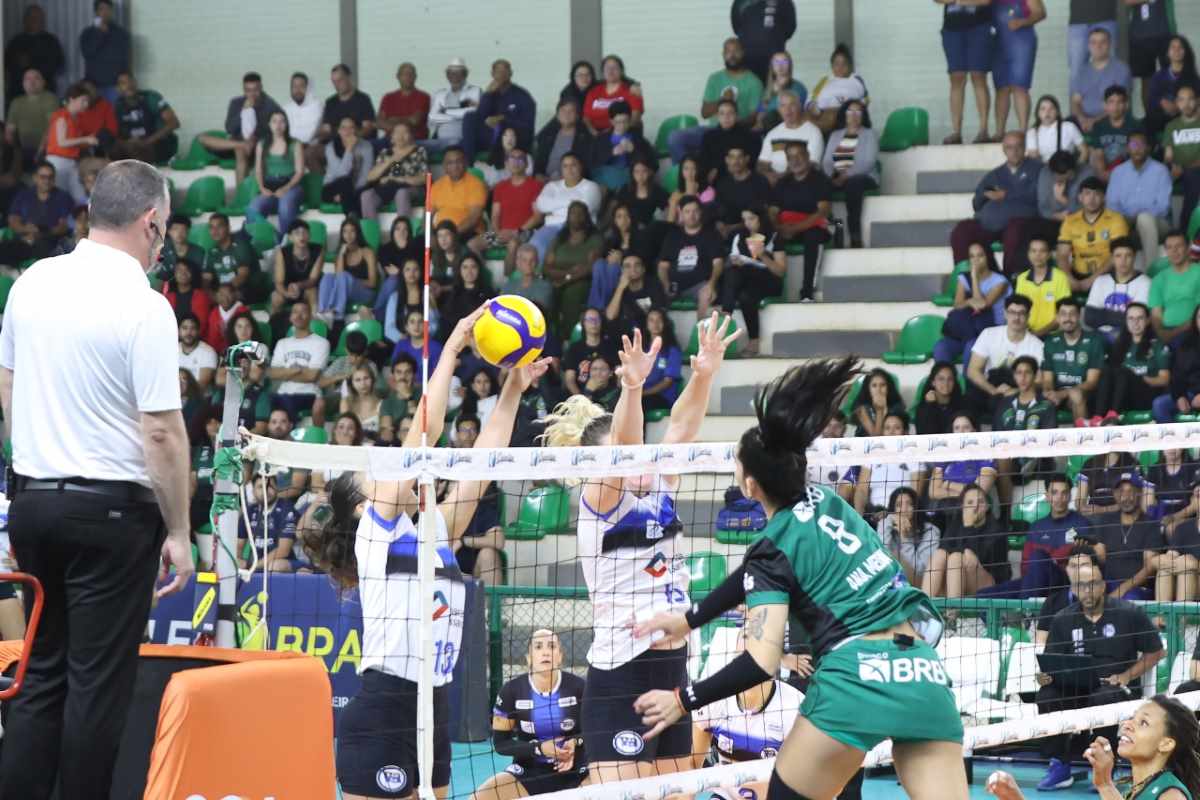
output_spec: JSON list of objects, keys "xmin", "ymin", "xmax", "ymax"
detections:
[
  {"xmin": 1176, "ymin": 635, "xmax": 1200, "ymax": 695},
  {"xmin": 1034, "ymin": 562, "xmax": 1164, "ymax": 792},
  {"xmin": 1034, "ymin": 543, "xmax": 1103, "ymax": 647},
  {"xmin": 473, "ymin": 630, "xmax": 586, "ymax": 800}
]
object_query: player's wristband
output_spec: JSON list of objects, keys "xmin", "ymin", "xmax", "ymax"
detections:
[
  {"xmin": 683, "ymin": 565, "xmax": 746, "ymax": 631},
  {"xmin": 679, "ymin": 650, "xmax": 771, "ymax": 712}
]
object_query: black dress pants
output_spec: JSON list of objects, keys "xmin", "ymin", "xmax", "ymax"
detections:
[
  {"xmin": 0, "ymin": 486, "xmax": 165, "ymax": 799},
  {"xmin": 1035, "ymin": 682, "xmax": 1127, "ymax": 762}
]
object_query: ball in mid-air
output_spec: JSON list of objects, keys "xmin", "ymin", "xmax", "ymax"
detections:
[{"xmin": 473, "ymin": 295, "xmax": 547, "ymax": 367}]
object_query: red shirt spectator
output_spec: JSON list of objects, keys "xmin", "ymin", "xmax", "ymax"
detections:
[
  {"xmin": 77, "ymin": 93, "xmax": 117, "ymax": 138},
  {"xmin": 205, "ymin": 285, "xmax": 250, "ymax": 352},
  {"xmin": 492, "ymin": 173, "xmax": 543, "ymax": 231},
  {"xmin": 162, "ymin": 267, "xmax": 214, "ymax": 337},
  {"xmin": 583, "ymin": 82, "xmax": 643, "ymax": 133},
  {"xmin": 378, "ymin": 62, "xmax": 431, "ymax": 139}
]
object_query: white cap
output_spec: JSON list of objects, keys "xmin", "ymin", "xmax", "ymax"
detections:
[{"xmin": 446, "ymin": 57, "xmax": 468, "ymax": 70}]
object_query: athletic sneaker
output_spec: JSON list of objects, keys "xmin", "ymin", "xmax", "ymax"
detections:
[{"xmin": 1037, "ymin": 758, "xmax": 1075, "ymax": 791}]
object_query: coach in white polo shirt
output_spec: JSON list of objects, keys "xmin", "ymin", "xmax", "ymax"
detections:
[{"xmin": 0, "ymin": 159, "xmax": 194, "ymax": 799}]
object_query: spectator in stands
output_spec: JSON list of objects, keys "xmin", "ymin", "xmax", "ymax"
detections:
[
  {"xmin": 463, "ymin": 59, "xmax": 535, "ymax": 163},
  {"xmin": 1034, "ymin": 561, "xmax": 1163, "ymax": 792},
  {"xmin": 720, "ymin": 207, "xmax": 784, "ymax": 355},
  {"xmin": 339, "ymin": 364, "xmax": 384, "ymax": 443},
  {"xmin": 981, "ymin": 473, "xmax": 1084, "ymax": 599},
  {"xmin": 915, "ymin": 361, "xmax": 966, "ymax": 435},
  {"xmin": 582, "ymin": 55, "xmax": 643, "ymax": 134},
  {"xmin": 1072, "ymin": 28, "xmax": 1133, "ymax": 135},
  {"xmin": 614, "ymin": 158, "xmax": 668, "ymax": 234},
  {"xmin": 923, "ymin": 482, "xmax": 1008, "ymax": 600},
  {"xmin": 1161, "ymin": 307, "xmax": 1200, "ymax": 424},
  {"xmin": 667, "ymin": 155, "xmax": 716, "ymax": 224},
  {"xmin": 579, "ymin": 352, "xmax": 619, "ymax": 410},
  {"xmin": 992, "ymin": 0, "xmax": 1045, "ymax": 137},
  {"xmin": 965, "ymin": 294, "xmax": 1044, "ymax": 417},
  {"xmin": 503, "ymin": 244, "xmax": 555, "ymax": 311},
  {"xmin": 201, "ymin": 72, "xmax": 281, "ymax": 185},
  {"xmin": 1014, "ymin": 236, "xmax": 1071, "ymax": 337},
  {"xmin": 658, "ymin": 195, "xmax": 724, "ymax": 317},
  {"xmin": 1041, "ymin": 298, "xmax": 1105, "ymax": 425},
  {"xmin": 4, "ymin": 5, "xmax": 64, "ymax": 100},
  {"xmin": 638, "ymin": 308, "xmax": 683, "ymax": 413},
  {"xmin": 443, "ymin": 423, "xmax": 506, "ymax": 583},
  {"xmin": 375, "ymin": 221, "xmax": 424, "ymax": 329},
  {"xmin": 111, "ymin": 71, "xmax": 179, "ymax": 164},
  {"xmin": 939, "ymin": 0, "xmax": 993, "ymax": 146},
  {"xmin": 995, "ymin": 354, "xmax": 1056, "ymax": 431},
  {"xmin": 731, "ymin": 0, "xmax": 796, "ymax": 84},
  {"xmin": 1037, "ymin": 151, "xmax": 1094, "ymax": 250},
  {"xmin": 429, "ymin": 146, "xmax": 488, "ymax": 237},
  {"xmin": 667, "ymin": 37, "xmax": 764, "ymax": 163},
  {"xmin": 713, "ymin": 145, "xmax": 770, "ymax": 239},
  {"xmin": 319, "ymin": 218, "xmax": 378, "ymax": 321},
  {"xmin": 823, "ymin": 99, "xmax": 880, "ymax": 249},
  {"xmin": 1147, "ymin": 450, "xmax": 1197, "ymax": 526},
  {"xmin": 429, "ymin": 220, "xmax": 472, "ymax": 290},
  {"xmin": 178, "ymin": 314, "xmax": 217, "ymax": 392},
  {"xmin": 1, "ymin": 161, "xmax": 72, "ymax": 263},
  {"xmin": 588, "ymin": 203, "xmax": 650, "ymax": 310},
  {"xmin": 379, "ymin": 354, "xmax": 420, "ymax": 445},
  {"xmin": 854, "ymin": 412, "xmax": 926, "ymax": 522},
  {"xmin": 757, "ymin": 90, "xmax": 822, "ymax": 180},
  {"xmin": 769, "ymin": 141, "xmax": 832, "ymax": 302},
  {"xmin": 807, "ymin": 44, "xmax": 870, "ymax": 135},
  {"xmin": 698, "ymin": 99, "xmax": 762, "ymax": 185},
  {"xmin": 377, "ymin": 62, "xmax": 430, "ymax": 142},
  {"xmin": 178, "ymin": 369, "xmax": 205, "ymax": 436},
  {"xmin": 321, "ymin": 117, "xmax": 373, "ymax": 217},
  {"xmin": 269, "ymin": 300, "xmax": 330, "ymax": 425},
  {"xmin": 1087, "ymin": 86, "xmax": 1140, "ymax": 181},
  {"xmin": 1058, "ymin": 176, "xmax": 1129, "ymax": 291},
  {"xmin": 1108, "ymin": 131, "xmax": 1174, "ymax": 262},
  {"xmin": 1154, "ymin": 479, "xmax": 1200, "ymax": 603},
  {"xmin": 529, "ymin": 152, "xmax": 601, "ymax": 261},
  {"xmin": 1090, "ymin": 476, "xmax": 1161, "ymax": 599},
  {"xmin": 237, "ymin": 475, "xmax": 299, "ymax": 573},
  {"xmin": 391, "ymin": 309, "xmax": 442, "ymax": 381},
  {"xmin": 441, "ymin": 254, "xmax": 490, "ymax": 336},
  {"xmin": 755, "ymin": 51, "xmax": 807, "ymax": 131},
  {"xmin": 1025, "ymin": 95, "xmax": 1087, "ymax": 161},
  {"xmin": 282, "ymin": 72, "xmax": 323, "ymax": 151},
  {"xmin": 1165, "ymin": 83, "xmax": 1200, "ymax": 230},
  {"xmin": 79, "ymin": 0, "xmax": 129, "ymax": 105},
  {"xmin": 207, "ymin": 286, "xmax": 248, "ymax": 355},
  {"xmin": 852, "ymin": 368, "xmax": 905, "ymax": 438},
  {"xmin": 478, "ymin": 127, "xmax": 533, "ymax": 189},
  {"xmin": 319, "ymin": 329, "xmax": 379, "ymax": 409},
  {"xmin": 1068, "ymin": 1, "xmax": 1119, "ymax": 81},
  {"xmin": 246, "ymin": 110, "xmax": 304, "ymax": 240},
  {"xmin": 76, "ymin": 80, "xmax": 116, "ymax": 174},
  {"xmin": 563, "ymin": 307, "xmax": 616, "ymax": 396},
  {"xmin": 878, "ymin": 486, "xmax": 940, "ymax": 589},
  {"xmin": 163, "ymin": 261, "xmax": 213, "ymax": 331},
  {"xmin": 44, "ymin": 84, "xmax": 96, "ymax": 204},
  {"xmin": 929, "ymin": 412, "xmax": 998, "ymax": 514},
  {"xmin": 160, "ymin": 214, "xmax": 205, "ymax": 285},
  {"xmin": 545, "ymin": 201, "xmax": 603, "ymax": 334},
  {"xmin": 1149, "ymin": 230, "xmax": 1200, "ymax": 344},
  {"xmin": 604, "ymin": 253, "xmax": 665, "ymax": 337},
  {"xmin": 561, "ymin": 61, "xmax": 598, "ymax": 111},
  {"xmin": 361, "ymin": 121, "xmax": 427, "ymax": 221},
  {"xmin": 1094, "ymin": 302, "xmax": 1171, "ymax": 424},
  {"xmin": 318, "ymin": 63, "xmax": 375, "ymax": 146},
  {"xmin": 5, "ymin": 69, "xmax": 58, "ymax": 166},
  {"xmin": 271, "ymin": 219, "xmax": 322, "ymax": 316},
  {"xmin": 202, "ymin": 213, "xmax": 255, "ymax": 298},
  {"xmin": 426, "ymin": 58, "xmax": 482, "ymax": 154},
  {"xmin": 1078, "ymin": 450, "xmax": 1149, "ymax": 516},
  {"xmin": 533, "ymin": 98, "xmax": 594, "ymax": 181},
  {"xmin": 932, "ymin": 241, "xmax": 1011, "ymax": 364},
  {"xmin": 1147, "ymin": 35, "xmax": 1199, "ymax": 144},
  {"xmin": 589, "ymin": 102, "xmax": 654, "ymax": 191},
  {"xmin": 951, "ymin": 132, "xmax": 1041, "ymax": 277}
]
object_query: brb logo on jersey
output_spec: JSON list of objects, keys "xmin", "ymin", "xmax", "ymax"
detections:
[
  {"xmin": 376, "ymin": 765, "xmax": 408, "ymax": 793},
  {"xmin": 432, "ymin": 590, "xmax": 450, "ymax": 620},
  {"xmin": 644, "ymin": 552, "xmax": 668, "ymax": 577},
  {"xmin": 613, "ymin": 730, "xmax": 645, "ymax": 756}
]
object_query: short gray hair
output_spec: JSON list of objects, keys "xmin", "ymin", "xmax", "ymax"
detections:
[{"xmin": 88, "ymin": 160, "xmax": 170, "ymax": 231}]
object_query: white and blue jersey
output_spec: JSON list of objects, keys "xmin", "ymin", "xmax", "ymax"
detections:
[
  {"xmin": 493, "ymin": 671, "xmax": 587, "ymax": 769},
  {"xmin": 577, "ymin": 475, "xmax": 689, "ymax": 669},
  {"xmin": 356, "ymin": 503, "xmax": 465, "ymax": 686},
  {"xmin": 693, "ymin": 679, "xmax": 803, "ymax": 763}
]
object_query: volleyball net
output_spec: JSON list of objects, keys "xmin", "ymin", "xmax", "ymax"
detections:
[{"xmin": 240, "ymin": 421, "xmax": 1200, "ymax": 800}]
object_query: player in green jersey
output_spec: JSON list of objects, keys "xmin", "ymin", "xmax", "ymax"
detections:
[
  {"xmin": 987, "ymin": 695, "xmax": 1199, "ymax": 800},
  {"xmin": 633, "ymin": 358, "xmax": 967, "ymax": 800}
]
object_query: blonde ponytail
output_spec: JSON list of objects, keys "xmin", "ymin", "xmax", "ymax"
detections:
[{"xmin": 540, "ymin": 395, "xmax": 611, "ymax": 448}]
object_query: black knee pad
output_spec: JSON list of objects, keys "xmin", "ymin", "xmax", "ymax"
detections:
[{"xmin": 767, "ymin": 769, "xmax": 816, "ymax": 800}]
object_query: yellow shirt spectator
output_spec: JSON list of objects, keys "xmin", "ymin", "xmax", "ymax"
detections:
[
  {"xmin": 1058, "ymin": 208, "xmax": 1129, "ymax": 279},
  {"xmin": 429, "ymin": 171, "xmax": 487, "ymax": 233},
  {"xmin": 1014, "ymin": 266, "xmax": 1072, "ymax": 334}
]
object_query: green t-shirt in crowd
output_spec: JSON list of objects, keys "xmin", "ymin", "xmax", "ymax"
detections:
[
  {"xmin": 115, "ymin": 89, "xmax": 171, "ymax": 139},
  {"xmin": 204, "ymin": 238, "xmax": 257, "ymax": 285},
  {"xmin": 161, "ymin": 241, "xmax": 207, "ymax": 282},
  {"xmin": 1042, "ymin": 331, "xmax": 1107, "ymax": 388},
  {"xmin": 1166, "ymin": 114, "xmax": 1200, "ymax": 169},
  {"xmin": 7, "ymin": 92, "xmax": 59, "ymax": 151},
  {"xmin": 192, "ymin": 443, "xmax": 216, "ymax": 488},
  {"xmin": 1149, "ymin": 263, "xmax": 1200, "ymax": 328},
  {"xmin": 995, "ymin": 395, "xmax": 1056, "ymax": 431},
  {"xmin": 1086, "ymin": 115, "xmax": 1142, "ymax": 166},
  {"xmin": 1122, "ymin": 339, "xmax": 1170, "ymax": 377},
  {"xmin": 703, "ymin": 68, "xmax": 764, "ymax": 122}
]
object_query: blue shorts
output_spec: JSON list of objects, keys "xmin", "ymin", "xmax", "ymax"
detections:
[
  {"xmin": 942, "ymin": 26, "xmax": 994, "ymax": 74},
  {"xmin": 994, "ymin": 28, "xmax": 1037, "ymax": 89}
]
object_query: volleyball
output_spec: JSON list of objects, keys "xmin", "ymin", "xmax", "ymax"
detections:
[{"xmin": 473, "ymin": 295, "xmax": 547, "ymax": 368}]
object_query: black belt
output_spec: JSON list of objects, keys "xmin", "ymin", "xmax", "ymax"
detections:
[{"xmin": 17, "ymin": 476, "xmax": 157, "ymax": 505}]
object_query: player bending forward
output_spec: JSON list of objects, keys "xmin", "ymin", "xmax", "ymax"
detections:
[{"xmin": 634, "ymin": 357, "xmax": 968, "ymax": 800}]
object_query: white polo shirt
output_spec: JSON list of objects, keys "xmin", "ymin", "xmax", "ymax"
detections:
[
  {"xmin": 0, "ymin": 238, "xmax": 181, "ymax": 484},
  {"xmin": 179, "ymin": 340, "xmax": 217, "ymax": 380}
]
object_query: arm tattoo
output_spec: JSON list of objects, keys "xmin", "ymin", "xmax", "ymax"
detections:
[{"xmin": 745, "ymin": 607, "xmax": 767, "ymax": 641}]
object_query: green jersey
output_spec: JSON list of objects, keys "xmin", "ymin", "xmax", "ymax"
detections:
[
  {"xmin": 744, "ymin": 485, "xmax": 940, "ymax": 658},
  {"xmin": 204, "ymin": 238, "xmax": 256, "ymax": 285},
  {"xmin": 994, "ymin": 394, "xmax": 1056, "ymax": 431},
  {"xmin": 1122, "ymin": 340, "xmax": 1170, "ymax": 378},
  {"xmin": 192, "ymin": 443, "xmax": 215, "ymax": 489},
  {"xmin": 160, "ymin": 241, "xmax": 207, "ymax": 281},
  {"xmin": 1131, "ymin": 770, "xmax": 1191, "ymax": 799},
  {"xmin": 702, "ymin": 69, "xmax": 764, "ymax": 122},
  {"xmin": 1043, "ymin": 331, "xmax": 1107, "ymax": 388},
  {"xmin": 1165, "ymin": 115, "xmax": 1200, "ymax": 170}
]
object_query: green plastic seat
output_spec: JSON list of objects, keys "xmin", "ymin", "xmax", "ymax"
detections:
[
  {"xmin": 932, "ymin": 260, "xmax": 969, "ymax": 307},
  {"xmin": 661, "ymin": 164, "xmax": 680, "ymax": 193},
  {"xmin": 170, "ymin": 130, "xmax": 222, "ymax": 170},
  {"xmin": 783, "ymin": 242, "xmax": 806, "ymax": 256},
  {"xmin": 669, "ymin": 297, "xmax": 698, "ymax": 311},
  {"xmin": 759, "ymin": 295, "xmax": 785, "ymax": 308},
  {"xmin": 305, "ymin": 219, "xmax": 328, "ymax": 250},
  {"xmin": 333, "ymin": 319, "xmax": 384, "ymax": 356},
  {"xmin": 246, "ymin": 220, "xmax": 278, "ymax": 255},
  {"xmin": 1056, "ymin": 408, "xmax": 1074, "ymax": 425},
  {"xmin": 685, "ymin": 316, "xmax": 739, "ymax": 359},
  {"xmin": 220, "ymin": 175, "xmax": 261, "ymax": 216},
  {"xmin": 878, "ymin": 107, "xmax": 930, "ymax": 152},
  {"xmin": 0, "ymin": 275, "xmax": 15, "ymax": 314},
  {"xmin": 187, "ymin": 223, "xmax": 215, "ymax": 251},
  {"xmin": 1138, "ymin": 450, "xmax": 1160, "ymax": 468},
  {"xmin": 1066, "ymin": 454, "xmax": 1088, "ymax": 482},
  {"xmin": 301, "ymin": 173, "xmax": 325, "ymax": 211},
  {"xmin": 840, "ymin": 368, "xmax": 901, "ymax": 418},
  {"xmin": 359, "ymin": 218, "xmax": 381, "ymax": 251},
  {"xmin": 484, "ymin": 246, "xmax": 508, "ymax": 261},
  {"xmin": 883, "ymin": 314, "xmax": 944, "ymax": 364},
  {"xmin": 654, "ymin": 114, "xmax": 699, "ymax": 157},
  {"xmin": 1188, "ymin": 206, "xmax": 1200, "ymax": 243},
  {"xmin": 0, "ymin": 228, "xmax": 13, "ymax": 242},
  {"xmin": 504, "ymin": 485, "xmax": 572, "ymax": 541},
  {"xmin": 254, "ymin": 319, "xmax": 273, "ymax": 347},
  {"xmin": 179, "ymin": 176, "xmax": 227, "ymax": 217},
  {"xmin": 287, "ymin": 318, "xmax": 329, "ymax": 338},
  {"xmin": 645, "ymin": 408, "xmax": 670, "ymax": 423},
  {"xmin": 567, "ymin": 322, "xmax": 583, "ymax": 345},
  {"xmin": 685, "ymin": 552, "xmax": 727, "ymax": 600},
  {"xmin": 1122, "ymin": 410, "xmax": 1153, "ymax": 424},
  {"xmin": 1011, "ymin": 493, "xmax": 1049, "ymax": 525},
  {"xmin": 289, "ymin": 426, "xmax": 328, "ymax": 444}
]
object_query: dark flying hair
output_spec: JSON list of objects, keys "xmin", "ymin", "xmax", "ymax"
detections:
[{"xmin": 301, "ymin": 472, "xmax": 364, "ymax": 592}]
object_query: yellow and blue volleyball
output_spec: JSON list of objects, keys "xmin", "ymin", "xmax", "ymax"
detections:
[{"xmin": 473, "ymin": 295, "xmax": 547, "ymax": 368}]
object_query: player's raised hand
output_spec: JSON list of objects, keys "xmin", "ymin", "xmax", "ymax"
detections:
[
  {"xmin": 1084, "ymin": 736, "xmax": 1115, "ymax": 789},
  {"xmin": 445, "ymin": 303, "xmax": 489, "ymax": 354},
  {"xmin": 506, "ymin": 357, "xmax": 553, "ymax": 394},
  {"xmin": 615, "ymin": 327, "xmax": 661, "ymax": 388},
  {"xmin": 690, "ymin": 311, "xmax": 742, "ymax": 378}
]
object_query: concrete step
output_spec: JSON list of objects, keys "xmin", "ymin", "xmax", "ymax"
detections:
[
  {"xmin": 917, "ymin": 170, "xmax": 986, "ymax": 195},
  {"xmin": 772, "ymin": 329, "xmax": 893, "ymax": 359},
  {"xmin": 871, "ymin": 219, "xmax": 958, "ymax": 248},
  {"xmin": 821, "ymin": 246, "xmax": 952, "ymax": 301},
  {"xmin": 880, "ymin": 143, "xmax": 1002, "ymax": 195}
]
